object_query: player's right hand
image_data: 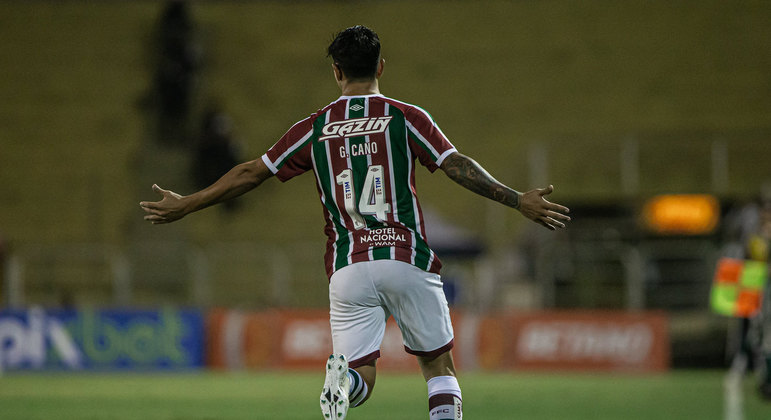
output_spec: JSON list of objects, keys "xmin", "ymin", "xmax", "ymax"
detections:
[{"xmin": 139, "ymin": 184, "xmax": 188, "ymax": 224}]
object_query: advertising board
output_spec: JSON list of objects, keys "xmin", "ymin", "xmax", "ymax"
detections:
[
  {"xmin": 206, "ymin": 309, "xmax": 425, "ymax": 371},
  {"xmin": 478, "ymin": 311, "xmax": 670, "ymax": 372},
  {"xmin": 0, "ymin": 307, "xmax": 204, "ymax": 371}
]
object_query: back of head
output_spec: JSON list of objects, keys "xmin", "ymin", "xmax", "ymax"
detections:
[{"xmin": 327, "ymin": 25, "xmax": 381, "ymax": 81}]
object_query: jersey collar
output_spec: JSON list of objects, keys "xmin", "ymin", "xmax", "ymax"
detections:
[{"xmin": 337, "ymin": 93, "xmax": 385, "ymax": 100}]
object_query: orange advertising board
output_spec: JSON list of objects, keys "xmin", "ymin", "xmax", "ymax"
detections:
[
  {"xmin": 206, "ymin": 308, "xmax": 282, "ymax": 370},
  {"xmin": 478, "ymin": 311, "xmax": 670, "ymax": 372},
  {"xmin": 207, "ymin": 309, "xmax": 428, "ymax": 371},
  {"xmin": 274, "ymin": 309, "xmax": 333, "ymax": 369},
  {"xmin": 207, "ymin": 309, "xmax": 668, "ymax": 373}
]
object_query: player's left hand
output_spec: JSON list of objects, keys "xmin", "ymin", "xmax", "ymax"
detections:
[
  {"xmin": 139, "ymin": 184, "xmax": 188, "ymax": 224},
  {"xmin": 518, "ymin": 184, "xmax": 571, "ymax": 230}
]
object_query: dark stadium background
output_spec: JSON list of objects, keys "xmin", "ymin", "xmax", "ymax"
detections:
[{"xmin": 1, "ymin": 1, "xmax": 770, "ymax": 419}]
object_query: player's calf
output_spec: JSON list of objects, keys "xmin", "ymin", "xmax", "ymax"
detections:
[{"xmin": 347, "ymin": 367, "xmax": 369, "ymax": 407}]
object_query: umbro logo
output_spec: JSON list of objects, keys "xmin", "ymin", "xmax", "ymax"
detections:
[{"xmin": 349, "ymin": 104, "xmax": 364, "ymax": 111}]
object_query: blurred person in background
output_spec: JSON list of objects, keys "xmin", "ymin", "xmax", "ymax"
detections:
[
  {"xmin": 153, "ymin": 0, "xmax": 202, "ymax": 146},
  {"xmin": 723, "ymin": 183, "xmax": 771, "ymax": 400},
  {"xmin": 140, "ymin": 25, "xmax": 570, "ymax": 419},
  {"xmin": 750, "ymin": 191, "xmax": 771, "ymax": 399},
  {"xmin": 191, "ymin": 105, "xmax": 242, "ymax": 212}
]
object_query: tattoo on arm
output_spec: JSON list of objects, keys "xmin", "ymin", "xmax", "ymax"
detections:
[{"xmin": 441, "ymin": 153, "xmax": 520, "ymax": 209}]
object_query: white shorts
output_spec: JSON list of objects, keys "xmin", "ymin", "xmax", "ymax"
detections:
[{"xmin": 329, "ymin": 260, "xmax": 454, "ymax": 368}]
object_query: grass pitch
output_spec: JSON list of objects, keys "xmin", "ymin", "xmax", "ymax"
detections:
[{"xmin": 1, "ymin": 370, "xmax": 768, "ymax": 420}]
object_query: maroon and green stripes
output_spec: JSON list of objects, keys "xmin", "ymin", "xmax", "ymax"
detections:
[
  {"xmin": 384, "ymin": 102, "xmax": 436, "ymax": 271},
  {"xmin": 263, "ymin": 94, "xmax": 455, "ymax": 278}
]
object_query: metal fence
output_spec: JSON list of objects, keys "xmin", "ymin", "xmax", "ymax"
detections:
[{"xmin": 2, "ymin": 236, "xmax": 720, "ymax": 316}]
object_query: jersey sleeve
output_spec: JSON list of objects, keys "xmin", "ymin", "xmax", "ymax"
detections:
[
  {"xmin": 261, "ymin": 117, "xmax": 315, "ymax": 182},
  {"xmin": 404, "ymin": 105, "xmax": 457, "ymax": 172}
]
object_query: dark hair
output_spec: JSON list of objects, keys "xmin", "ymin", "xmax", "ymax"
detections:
[{"xmin": 327, "ymin": 25, "xmax": 380, "ymax": 80}]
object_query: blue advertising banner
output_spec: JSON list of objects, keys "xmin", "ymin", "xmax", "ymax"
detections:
[{"xmin": 0, "ymin": 307, "xmax": 204, "ymax": 371}]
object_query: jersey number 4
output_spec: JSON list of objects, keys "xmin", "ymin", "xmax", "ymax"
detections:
[{"xmin": 335, "ymin": 165, "xmax": 391, "ymax": 230}]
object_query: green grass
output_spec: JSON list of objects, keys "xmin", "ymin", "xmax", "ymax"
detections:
[{"xmin": 0, "ymin": 370, "xmax": 768, "ymax": 419}]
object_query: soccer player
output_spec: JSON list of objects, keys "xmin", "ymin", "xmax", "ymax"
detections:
[{"xmin": 140, "ymin": 25, "xmax": 571, "ymax": 420}]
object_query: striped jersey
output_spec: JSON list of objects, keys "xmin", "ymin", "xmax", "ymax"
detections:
[{"xmin": 261, "ymin": 94, "xmax": 457, "ymax": 278}]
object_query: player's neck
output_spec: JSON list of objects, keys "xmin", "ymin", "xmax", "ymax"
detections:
[{"xmin": 339, "ymin": 79, "xmax": 380, "ymax": 97}]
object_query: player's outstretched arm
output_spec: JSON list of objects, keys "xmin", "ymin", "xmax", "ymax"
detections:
[
  {"xmin": 439, "ymin": 152, "xmax": 570, "ymax": 230},
  {"xmin": 140, "ymin": 158, "xmax": 273, "ymax": 224}
]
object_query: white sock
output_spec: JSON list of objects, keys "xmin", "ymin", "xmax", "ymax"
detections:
[
  {"xmin": 427, "ymin": 375, "xmax": 462, "ymax": 419},
  {"xmin": 347, "ymin": 368, "xmax": 368, "ymax": 407}
]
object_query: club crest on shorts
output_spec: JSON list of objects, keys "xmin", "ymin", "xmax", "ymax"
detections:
[{"xmin": 320, "ymin": 116, "xmax": 392, "ymax": 141}]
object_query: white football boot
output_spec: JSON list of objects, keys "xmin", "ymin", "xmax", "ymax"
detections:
[{"xmin": 320, "ymin": 353, "xmax": 351, "ymax": 419}]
